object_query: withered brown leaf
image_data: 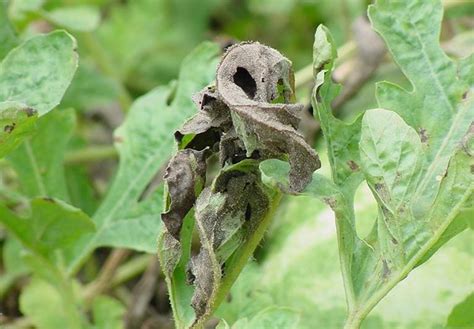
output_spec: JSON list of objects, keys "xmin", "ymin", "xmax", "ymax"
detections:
[
  {"xmin": 162, "ymin": 148, "xmax": 208, "ymax": 240},
  {"xmin": 181, "ymin": 42, "xmax": 320, "ymax": 192},
  {"xmin": 160, "ymin": 42, "xmax": 320, "ymax": 325},
  {"xmin": 188, "ymin": 161, "xmax": 269, "ymax": 318}
]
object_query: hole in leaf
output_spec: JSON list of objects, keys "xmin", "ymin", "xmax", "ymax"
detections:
[
  {"xmin": 245, "ymin": 203, "xmax": 252, "ymax": 221},
  {"xmin": 233, "ymin": 67, "xmax": 257, "ymax": 99}
]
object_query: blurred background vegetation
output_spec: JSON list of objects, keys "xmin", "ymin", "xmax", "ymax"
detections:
[{"xmin": 0, "ymin": 0, "xmax": 473, "ymax": 328}]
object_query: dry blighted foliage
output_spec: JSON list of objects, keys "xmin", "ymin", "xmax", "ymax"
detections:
[{"xmin": 160, "ymin": 42, "xmax": 320, "ymax": 322}]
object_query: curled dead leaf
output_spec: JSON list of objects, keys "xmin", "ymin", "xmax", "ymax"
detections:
[{"xmin": 160, "ymin": 42, "xmax": 320, "ymax": 324}]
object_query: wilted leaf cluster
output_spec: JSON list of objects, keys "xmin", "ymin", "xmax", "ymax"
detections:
[{"xmin": 160, "ymin": 42, "xmax": 320, "ymax": 324}]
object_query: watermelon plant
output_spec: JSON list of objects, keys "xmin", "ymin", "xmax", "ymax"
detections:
[{"xmin": 0, "ymin": 0, "xmax": 472, "ymax": 328}]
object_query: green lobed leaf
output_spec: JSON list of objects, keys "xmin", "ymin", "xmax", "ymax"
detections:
[
  {"xmin": 305, "ymin": 0, "xmax": 474, "ymax": 325},
  {"xmin": 369, "ymin": 0, "xmax": 474, "ymax": 219},
  {"xmin": 8, "ymin": 109, "xmax": 76, "ymax": 200},
  {"xmin": 358, "ymin": 109, "xmax": 425, "ymax": 270},
  {"xmin": 65, "ymin": 42, "xmax": 220, "ymax": 274},
  {"xmin": 0, "ymin": 30, "xmax": 78, "ymax": 116},
  {"xmin": 0, "ymin": 101, "xmax": 38, "ymax": 159}
]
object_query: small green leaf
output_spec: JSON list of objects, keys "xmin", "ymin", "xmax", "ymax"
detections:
[
  {"xmin": 369, "ymin": 0, "xmax": 474, "ymax": 218},
  {"xmin": 43, "ymin": 6, "xmax": 101, "ymax": 32},
  {"xmin": 0, "ymin": 30, "xmax": 78, "ymax": 116},
  {"xmin": 8, "ymin": 109, "xmax": 75, "ymax": 199},
  {"xmin": 359, "ymin": 109, "xmax": 424, "ymax": 268},
  {"xmin": 312, "ymin": 25, "xmax": 363, "ymax": 192},
  {"xmin": 0, "ymin": 101, "xmax": 37, "ymax": 159}
]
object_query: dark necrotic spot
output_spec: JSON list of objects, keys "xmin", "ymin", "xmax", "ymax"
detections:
[
  {"xmin": 4, "ymin": 123, "xmax": 15, "ymax": 133},
  {"xmin": 233, "ymin": 67, "xmax": 256, "ymax": 99},
  {"xmin": 25, "ymin": 108, "xmax": 36, "ymax": 117},
  {"xmin": 245, "ymin": 203, "xmax": 252, "ymax": 221}
]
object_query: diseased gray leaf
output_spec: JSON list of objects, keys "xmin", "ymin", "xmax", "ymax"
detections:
[
  {"xmin": 188, "ymin": 161, "xmax": 270, "ymax": 319},
  {"xmin": 162, "ymin": 148, "xmax": 208, "ymax": 240},
  {"xmin": 178, "ymin": 42, "xmax": 320, "ymax": 193},
  {"xmin": 160, "ymin": 42, "xmax": 318, "ymax": 327}
]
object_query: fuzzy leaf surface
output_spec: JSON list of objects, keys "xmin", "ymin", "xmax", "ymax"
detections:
[{"xmin": 0, "ymin": 31, "xmax": 78, "ymax": 116}]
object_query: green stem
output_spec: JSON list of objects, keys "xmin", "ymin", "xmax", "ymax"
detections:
[
  {"xmin": 65, "ymin": 145, "xmax": 117, "ymax": 164},
  {"xmin": 343, "ymin": 312, "xmax": 364, "ymax": 329}
]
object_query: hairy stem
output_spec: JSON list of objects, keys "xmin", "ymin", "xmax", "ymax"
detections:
[{"xmin": 65, "ymin": 145, "xmax": 118, "ymax": 164}]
